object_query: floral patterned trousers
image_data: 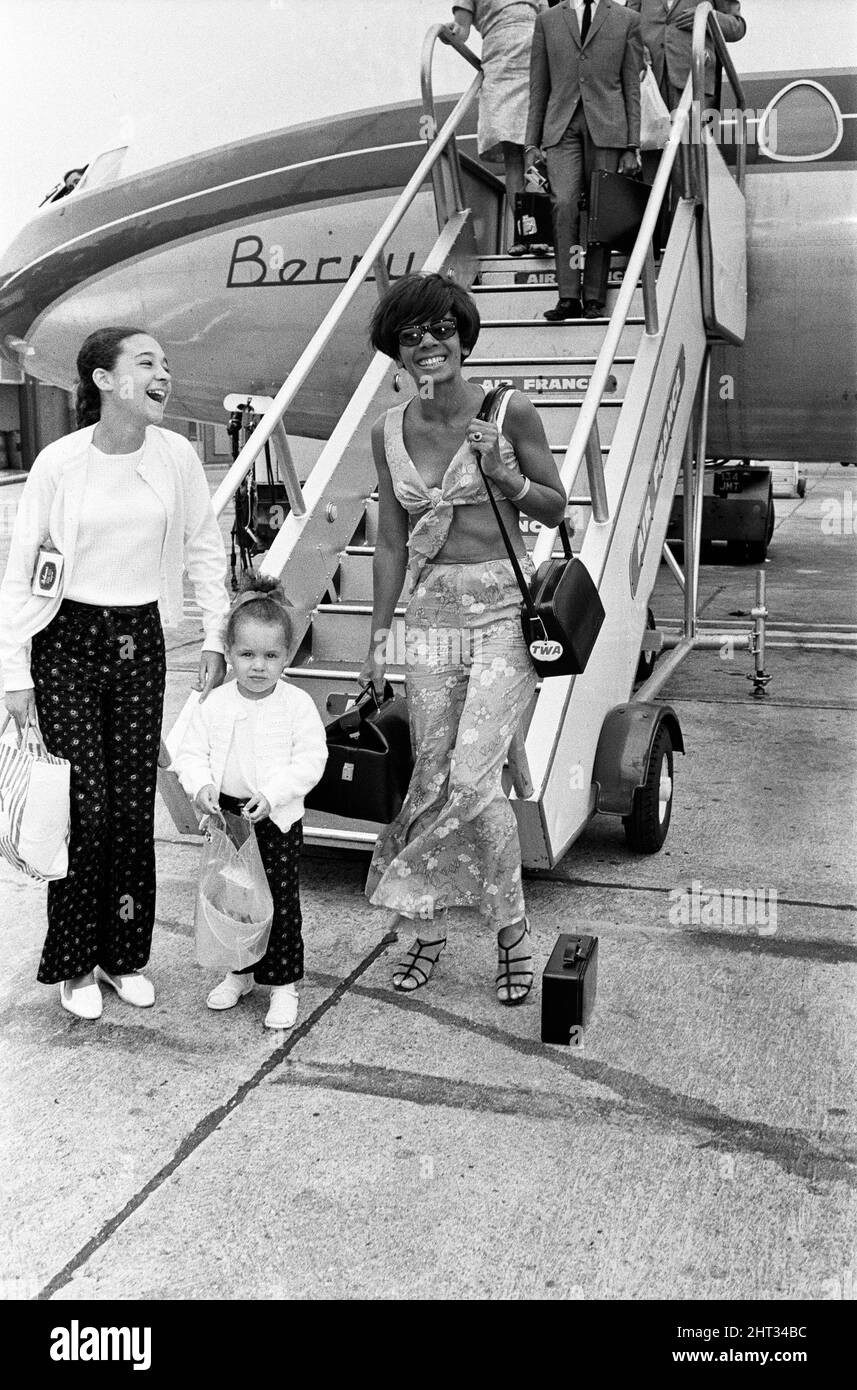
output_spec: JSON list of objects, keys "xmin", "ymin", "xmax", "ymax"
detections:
[
  {"xmin": 366, "ymin": 559, "xmax": 537, "ymax": 928},
  {"xmin": 31, "ymin": 600, "xmax": 166, "ymax": 984}
]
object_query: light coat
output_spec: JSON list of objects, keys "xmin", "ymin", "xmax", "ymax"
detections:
[
  {"xmin": 172, "ymin": 678, "xmax": 328, "ymax": 833},
  {"xmin": 0, "ymin": 424, "xmax": 230, "ymax": 691}
]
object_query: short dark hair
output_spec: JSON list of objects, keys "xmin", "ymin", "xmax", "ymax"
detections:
[{"xmin": 369, "ymin": 273, "xmax": 481, "ymax": 360}]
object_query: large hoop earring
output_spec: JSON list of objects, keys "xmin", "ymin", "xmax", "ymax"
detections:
[{"xmin": 392, "ymin": 370, "xmax": 402, "ymax": 392}]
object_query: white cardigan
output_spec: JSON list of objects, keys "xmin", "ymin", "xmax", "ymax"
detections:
[
  {"xmin": 172, "ymin": 679, "xmax": 328, "ymax": 832},
  {"xmin": 0, "ymin": 424, "xmax": 230, "ymax": 691}
]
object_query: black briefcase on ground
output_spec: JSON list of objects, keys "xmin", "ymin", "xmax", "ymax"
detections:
[
  {"xmin": 588, "ymin": 170, "xmax": 650, "ymax": 253},
  {"xmin": 541, "ymin": 934, "xmax": 599, "ymax": 1044},
  {"xmin": 304, "ymin": 683, "xmax": 413, "ymax": 824},
  {"xmin": 513, "ymin": 190, "xmax": 553, "ymax": 247}
]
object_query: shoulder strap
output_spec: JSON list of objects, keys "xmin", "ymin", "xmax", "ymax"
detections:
[{"xmin": 474, "ymin": 386, "xmax": 572, "ymax": 616}]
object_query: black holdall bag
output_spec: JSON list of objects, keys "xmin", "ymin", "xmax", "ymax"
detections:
[
  {"xmin": 473, "ymin": 386, "xmax": 605, "ymax": 679},
  {"xmin": 304, "ymin": 682, "xmax": 413, "ymax": 824},
  {"xmin": 541, "ymin": 933, "xmax": 599, "ymax": 1044}
]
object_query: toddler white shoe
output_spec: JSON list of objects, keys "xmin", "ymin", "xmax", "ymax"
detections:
[
  {"xmin": 95, "ymin": 966, "xmax": 155, "ymax": 1007},
  {"xmin": 207, "ymin": 972, "xmax": 254, "ymax": 1011},
  {"xmin": 265, "ymin": 983, "xmax": 299, "ymax": 1030},
  {"xmin": 59, "ymin": 978, "xmax": 103, "ymax": 1020}
]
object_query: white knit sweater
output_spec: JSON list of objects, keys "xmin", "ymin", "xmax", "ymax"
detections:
[
  {"xmin": 172, "ymin": 678, "xmax": 328, "ymax": 832},
  {"xmin": 0, "ymin": 425, "xmax": 230, "ymax": 691}
]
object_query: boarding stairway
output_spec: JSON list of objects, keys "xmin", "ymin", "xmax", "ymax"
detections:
[{"xmin": 161, "ymin": 5, "xmax": 749, "ymax": 868}]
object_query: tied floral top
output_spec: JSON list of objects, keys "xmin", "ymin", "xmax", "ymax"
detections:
[{"xmin": 384, "ymin": 391, "xmax": 520, "ymax": 586}]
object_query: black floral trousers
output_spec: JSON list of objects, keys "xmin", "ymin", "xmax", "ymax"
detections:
[
  {"xmin": 219, "ymin": 793, "xmax": 304, "ymax": 986},
  {"xmin": 31, "ymin": 600, "xmax": 166, "ymax": 984}
]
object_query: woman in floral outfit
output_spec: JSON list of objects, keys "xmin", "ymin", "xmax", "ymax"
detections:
[{"xmin": 360, "ymin": 273, "xmax": 565, "ymax": 1004}]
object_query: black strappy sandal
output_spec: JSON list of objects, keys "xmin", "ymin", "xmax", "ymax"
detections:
[
  {"xmin": 496, "ymin": 920, "xmax": 534, "ymax": 1006},
  {"xmin": 392, "ymin": 937, "xmax": 447, "ymax": 993}
]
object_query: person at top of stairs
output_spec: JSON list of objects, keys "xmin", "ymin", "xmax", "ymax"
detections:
[
  {"xmin": 359, "ymin": 272, "xmax": 566, "ymax": 1006},
  {"xmin": 446, "ymin": 1, "xmax": 549, "ymax": 255},
  {"xmin": 626, "ymin": 0, "xmax": 746, "ymax": 112},
  {"xmin": 525, "ymin": 0, "xmax": 643, "ymax": 319}
]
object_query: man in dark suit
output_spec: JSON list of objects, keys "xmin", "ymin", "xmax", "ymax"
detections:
[
  {"xmin": 626, "ymin": 1, "xmax": 746, "ymax": 110},
  {"xmin": 525, "ymin": 0, "xmax": 643, "ymax": 320}
]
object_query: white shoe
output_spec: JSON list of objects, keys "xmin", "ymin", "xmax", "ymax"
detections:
[
  {"xmin": 265, "ymin": 984, "xmax": 299, "ymax": 1030},
  {"xmin": 59, "ymin": 978, "xmax": 103, "ymax": 1020},
  {"xmin": 206, "ymin": 972, "xmax": 254, "ymax": 1011},
  {"xmin": 95, "ymin": 966, "xmax": 155, "ymax": 1007}
]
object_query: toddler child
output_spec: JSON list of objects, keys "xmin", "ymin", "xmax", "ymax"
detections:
[{"xmin": 173, "ymin": 574, "xmax": 327, "ymax": 1028}]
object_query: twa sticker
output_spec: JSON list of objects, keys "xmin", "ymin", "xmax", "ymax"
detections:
[{"xmin": 530, "ymin": 639, "xmax": 564, "ymax": 662}]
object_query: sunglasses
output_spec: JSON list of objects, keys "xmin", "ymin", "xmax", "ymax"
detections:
[{"xmin": 396, "ymin": 317, "xmax": 458, "ymax": 348}]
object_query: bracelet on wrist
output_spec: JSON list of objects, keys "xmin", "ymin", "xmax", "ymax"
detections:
[{"xmin": 509, "ymin": 475, "xmax": 531, "ymax": 503}]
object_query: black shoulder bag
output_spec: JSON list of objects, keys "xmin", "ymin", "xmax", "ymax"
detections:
[{"xmin": 473, "ymin": 385, "xmax": 605, "ymax": 678}]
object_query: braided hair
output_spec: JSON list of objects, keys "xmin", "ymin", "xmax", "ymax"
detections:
[
  {"xmin": 74, "ymin": 326, "xmax": 147, "ymax": 428},
  {"xmin": 224, "ymin": 573, "xmax": 293, "ymax": 650}
]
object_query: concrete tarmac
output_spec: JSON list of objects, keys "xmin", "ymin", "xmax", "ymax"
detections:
[{"xmin": 1, "ymin": 461, "xmax": 854, "ymax": 1301}]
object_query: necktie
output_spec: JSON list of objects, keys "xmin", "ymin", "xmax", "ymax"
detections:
[{"xmin": 580, "ymin": 1, "xmax": 592, "ymax": 44}]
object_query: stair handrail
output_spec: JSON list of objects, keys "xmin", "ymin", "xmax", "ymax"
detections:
[
  {"xmin": 692, "ymin": 2, "xmax": 748, "ymax": 198},
  {"xmin": 211, "ymin": 44, "xmax": 483, "ymax": 521},
  {"xmin": 421, "ymin": 23, "xmax": 482, "ymax": 229}
]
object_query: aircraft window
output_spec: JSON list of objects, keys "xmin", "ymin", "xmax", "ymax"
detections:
[
  {"xmin": 77, "ymin": 147, "xmax": 128, "ymax": 189},
  {"xmin": 757, "ymin": 81, "xmax": 843, "ymax": 161}
]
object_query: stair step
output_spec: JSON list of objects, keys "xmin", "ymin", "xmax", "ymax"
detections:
[
  {"xmin": 471, "ymin": 284, "xmax": 643, "ymax": 320},
  {"xmin": 464, "ymin": 359, "xmax": 633, "ymax": 399},
  {"xmin": 534, "ymin": 399, "xmax": 621, "ymax": 448},
  {"xmin": 477, "ymin": 319, "xmax": 644, "ymax": 357},
  {"xmin": 311, "ymin": 607, "xmax": 406, "ymax": 663},
  {"xmin": 283, "ymin": 664, "xmax": 405, "ymax": 721},
  {"xmin": 478, "ymin": 251, "xmax": 630, "ymax": 282}
]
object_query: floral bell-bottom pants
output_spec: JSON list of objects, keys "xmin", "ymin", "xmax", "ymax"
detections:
[{"xmin": 366, "ymin": 558, "xmax": 537, "ymax": 928}]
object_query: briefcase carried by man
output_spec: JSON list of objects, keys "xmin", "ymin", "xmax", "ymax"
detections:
[
  {"xmin": 541, "ymin": 934, "xmax": 599, "ymax": 1044},
  {"xmin": 305, "ymin": 682, "xmax": 413, "ymax": 824},
  {"xmin": 587, "ymin": 170, "xmax": 650, "ymax": 254}
]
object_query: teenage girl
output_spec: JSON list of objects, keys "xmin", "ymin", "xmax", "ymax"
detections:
[
  {"xmin": 0, "ymin": 326, "xmax": 229, "ymax": 1020},
  {"xmin": 173, "ymin": 575, "xmax": 327, "ymax": 1029}
]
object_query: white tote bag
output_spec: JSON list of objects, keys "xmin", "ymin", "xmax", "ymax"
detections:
[
  {"xmin": 0, "ymin": 712, "xmax": 70, "ymax": 881},
  {"xmin": 640, "ymin": 64, "xmax": 672, "ymax": 151}
]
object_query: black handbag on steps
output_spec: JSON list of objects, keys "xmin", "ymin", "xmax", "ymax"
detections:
[
  {"xmin": 474, "ymin": 386, "xmax": 605, "ymax": 679},
  {"xmin": 304, "ymin": 682, "xmax": 413, "ymax": 824}
]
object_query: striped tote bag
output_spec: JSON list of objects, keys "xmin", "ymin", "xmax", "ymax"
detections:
[{"xmin": 0, "ymin": 713, "xmax": 70, "ymax": 882}]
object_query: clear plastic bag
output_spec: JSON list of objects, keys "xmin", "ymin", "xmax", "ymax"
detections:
[
  {"xmin": 640, "ymin": 64, "xmax": 672, "ymax": 151},
  {"xmin": 194, "ymin": 811, "xmax": 273, "ymax": 971}
]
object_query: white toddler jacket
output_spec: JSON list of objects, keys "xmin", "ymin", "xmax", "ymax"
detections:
[
  {"xmin": 172, "ymin": 679, "xmax": 328, "ymax": 832},
  {"xmin": 0, "ymin": 424, "xmax": 230, "ymax": 691}
]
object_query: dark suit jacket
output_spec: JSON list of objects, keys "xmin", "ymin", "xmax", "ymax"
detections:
[
  {"xmin": 526, "ymin": 0, "xmax": 643, "ymax": 151},
  {"xmin": 626, "ymin": 0, "xmax": 746, "ymax": 99}
]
